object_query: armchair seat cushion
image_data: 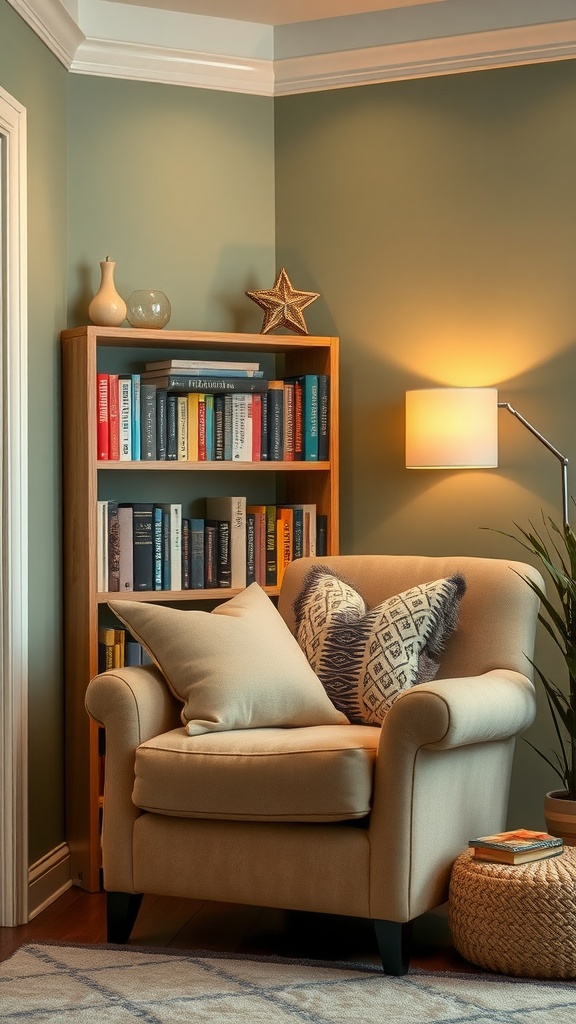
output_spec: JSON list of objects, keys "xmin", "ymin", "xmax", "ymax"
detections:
[{"xmin": 133, "ymin": 724, "xmax": 380, "ymax": 822}]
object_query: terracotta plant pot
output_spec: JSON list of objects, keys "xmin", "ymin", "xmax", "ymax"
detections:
[{"xmin": 544, "ymin": 790, "xmax": 576, "ymax": 846}]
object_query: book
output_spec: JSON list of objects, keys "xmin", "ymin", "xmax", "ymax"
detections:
[
  {"xmin": 215, "ymin": 519, "xmax": 231, "ymax": 588},
  {"xmin": 231, "ymin": 394, "xmax": 252, "ymax": 462},
  {"xmin": 282, "ymin": 381, "xmax": 295, "ymax": 461},
  {"xmin": 132, "ymin": 503, "xmax": 155, "ymax": 590},
  {"xmin": 153, "ymin": 505, "xmax": 163, "ymax": 590},
  {"xmin": 124, "ymin": 639, "xmax": 142, "ymax": 667},
  {"xmin": 223, "ymin": 395, "xmax": 233, "ymax": 461},
  {"xmin": 189, "ymin": 518, "xmax": 205, "ymax": 590},
  {"xmin": 316, "ymin": 513, "xmax": 327, "ymax": 556},
  {"xmin": 156, "ymin": 388, "xmax": 167, "ymax": 460},
  {"xmin": 113, "ymin": 626, "xmax": 125, "ymax": 668},
  {"xmin": 177, "ymin": 395, "xmax": 188, "ymax": 460},
  {"xmin": 181, "ymin": 518, "xmax": 191, "ymax": 589},
  {"xmin": 119, "ymin": 376, "xmax": 132, "ymax": 461},
  {"xmin": 260, "ymin": 391, "xmax": 269, "ymax": 461},
  {"xmin": 301, "ymin": 374, "xmax": 319, "ymax": 461},
  {"xmin": 107, "ymin": 500, "xmax": 120, "ymax": 592},
  {"xmin": 246, "ymin": 511, "xmax": 256, "ymax": 586},
  {"xmin": 97, "ymin": 500, "xmax": 109, "ymax": 592},
  {"xmin": 317, "ymin": 374, "xmax": 330, "ymax": 461},
  {"xmin": 137, "ymin": 374, "xmax": 268, "ymax": 394},
  {"xmin": 117, "ymin": 504, "xmax": 134, "ymax": 592},
  {"xmin": 166, "ymin": 394, "xmax": 178, "ymax": 460},
  {"xmin": 267, "ymin": 381, "xmax": 284, "ymax": 461},
  {"xmin": 197, "ymin": 393, "xmax": 207, "ymax": 460},
  {"xmin": 204, "ymin": 394, "xmax": 215, "ymax": 461},
  {"xmin": 251, "ymin": 393, "xmax": 262, "ymax": 462},
  {"xmin": 265, "ymin": 504, "xmax": 277, "ymax": 586},
  {"xmin": 289, "ymin": 505, "xmax": 304, "ymax": 559},
  {"xmin": 205, "ymin": 496, "xmax": 247, "ymax": 589},
  {"xmin": 469, "ymin": 828, "xmax": 564, "ymax": 865},
  {"xmin": 98, "ymin": 626, "xmax": 116, "ymax": 672},
  {"xmin": 292, "ymin": 377, "xmax": 303, "ymax": 460},
  {"xmin": 247, "ymin": 504, "xmax": 266, "ymax": 586},
  {"xmin": 145, "ymin": 358, "xmax": 261, "ymax": 373},
  {"xmin": 131, "ymin": 374, "xmax": 141, "ymax": 461},
  {"xmin": 141, "ymin": 366, "xmax": 263, "ymax": 379},
  {"xmin": 276, "ymin": 506, "xmax": 293, "ymax": 586},
  {"xmin": 96, "ymin": 373, "xmax": 109, "ymax": 459},
  {"xmin": 158, "ymin": 503, "xmax": 182, "ymax": 591},
  {"xmin": 140, "ymin": 384, "xmax": 157, "ymax": 461},
  {"xmin": 108, "ymin": 373, "xmax": 120, "ymax": 460},
  {"xmin": 214, "ymin": 394, "xmax": 225, "ymax": 460},
  {"xmin": 187, "ymin": 392, "xmax": 200, "ymax": 461},
  {"xmin": 203, "ymin": 521, "xmax": 218, "ymax": 588}
]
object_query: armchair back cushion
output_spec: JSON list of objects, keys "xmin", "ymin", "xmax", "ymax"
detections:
[{"xmin": 280, "ymin": 555, "xmax": 540, "ymax": 683}]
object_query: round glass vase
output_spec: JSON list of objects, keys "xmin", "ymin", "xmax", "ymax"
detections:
[{"xmin": 126, "ymin": 290, "xmax": 171, "ymax": 329}]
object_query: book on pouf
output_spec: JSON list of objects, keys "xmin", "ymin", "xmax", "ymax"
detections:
[{"xmin": 469, "ymin": 828, "xmax": 563, "ymax": 865}]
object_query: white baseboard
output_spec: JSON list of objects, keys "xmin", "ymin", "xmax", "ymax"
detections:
[{"xmin": 28, "ymin": 843, "xmax": 72, "ymax": 920}]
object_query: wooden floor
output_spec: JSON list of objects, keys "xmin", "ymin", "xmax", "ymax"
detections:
[{"xmin": 0, "ymin": 886, "xmax": 477, "ymax": 973}]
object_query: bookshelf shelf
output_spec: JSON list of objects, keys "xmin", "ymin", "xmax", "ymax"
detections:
[
  {"xmin": 97, "ymin": 461, "xmax": 331, "ymax": 471},
  {"xmin": 62, "ymin": 326, "xmax": 339, "ymax": 892}
]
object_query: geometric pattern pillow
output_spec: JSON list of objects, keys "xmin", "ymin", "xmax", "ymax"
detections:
[{"xmin": 294, "ymin": 567, "xmax": 466, "ymax": 725}]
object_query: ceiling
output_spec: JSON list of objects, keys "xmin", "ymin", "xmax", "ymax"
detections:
[
  {"xmin": 9, "ymin": 0, "xmax": 576, "ymax": 96},
  {"xmin": 108, "ymin": 0, "xmax": 450, "ymax": 24}
]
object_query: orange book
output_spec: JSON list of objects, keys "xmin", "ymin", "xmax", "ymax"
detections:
[{"xmin": 276, "ymin": 506, "xmax": 293, "ymax": 587}]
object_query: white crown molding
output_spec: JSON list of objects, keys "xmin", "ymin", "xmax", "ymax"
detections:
[
  {"xmin": 6, "ymin": 0, "xmax": 84, "ymax": 67},
  {"xmin": 70, "ymin": 38, "xmax": 274, "ymax": 95},
  {"xmin": 274, "ymin": 19, "xmax": 576, "ymax": 95},
  {"xmin": 7, "ymin": 2, "xmax": 576, "ymax": 95}
]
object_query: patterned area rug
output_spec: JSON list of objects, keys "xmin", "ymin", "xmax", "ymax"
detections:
[{"xmin": 1, "ymin": 943, "xmax": 575, "ymax": 1023}]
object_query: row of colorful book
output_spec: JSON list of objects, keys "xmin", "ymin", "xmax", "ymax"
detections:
[
  {"xmin": 97, "ymin": 496, "xmax": 327, "ymax": 594},
  {"xmin": 96, "ymin": 357, "xmax": 329, "ymax": 462}
]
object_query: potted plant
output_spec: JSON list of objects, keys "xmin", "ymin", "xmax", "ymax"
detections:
[{"xmin": 501, "ymin": 514, "xmax": 576, "ymax": 844}]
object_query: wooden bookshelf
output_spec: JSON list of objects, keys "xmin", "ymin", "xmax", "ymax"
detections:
[{"xmin": 61, "ymin": 326, "xmax": 340, "ymax": 891}]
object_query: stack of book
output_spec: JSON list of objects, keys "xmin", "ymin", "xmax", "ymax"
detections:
[
  {"xmin": 96, "ymin": 359, "xmax": 329, "ymax": 463},
  {"xmin": 468, "ymin": 828, "xmax": 564, "ymax": 865},
  {"xmin": 97, "ymin": 496, "xmax": 327, "ymax": 593}
]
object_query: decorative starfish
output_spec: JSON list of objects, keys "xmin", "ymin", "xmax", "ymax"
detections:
[{"xmin": 246, "ymin": 268, "xmax": 320, "ymax": 335}]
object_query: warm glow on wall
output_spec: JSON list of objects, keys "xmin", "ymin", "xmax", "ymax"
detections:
[{"xmin": 405, "ymin": 388, "xmax": 499, "ymax": 469}]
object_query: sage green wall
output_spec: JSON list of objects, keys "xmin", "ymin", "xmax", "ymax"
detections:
[
  {"xmin": 275, "ymin": 61, "xmax": 576, "ymax": 828},
  {"xmin": 67, "ymin": 77, "xmax": 275, "ymax": 331},
  {"xmin": 0, "ymin": 0, "xmax": 68, "ymax": 864}
]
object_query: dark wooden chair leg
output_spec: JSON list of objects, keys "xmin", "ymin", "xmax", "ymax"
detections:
[
  {"xmin": 373, "ymin": 919, "xmax": 413, "ymax": 975},
  {"xmin": 106, "ymin": 891, "xmax": 143, "ymax": 944}
]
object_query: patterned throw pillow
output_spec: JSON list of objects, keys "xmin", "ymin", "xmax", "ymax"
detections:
[{"xmin": 294, "ymin": 567, "xmax": 466, "ymax": 725}]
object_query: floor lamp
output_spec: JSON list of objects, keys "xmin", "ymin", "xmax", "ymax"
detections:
[{"xmin": 405, "ymin": 388, "xmax": 570, "ymax": 531}]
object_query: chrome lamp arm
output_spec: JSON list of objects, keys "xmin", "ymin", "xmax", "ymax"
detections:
[{"xmin": 498, "ymin": 401, "xmax": 570, "ymax": 531}]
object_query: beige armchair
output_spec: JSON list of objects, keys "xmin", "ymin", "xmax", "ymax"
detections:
[{"xmin": 85, "ymin": 554, "xmax": 541, "ymax": 974}]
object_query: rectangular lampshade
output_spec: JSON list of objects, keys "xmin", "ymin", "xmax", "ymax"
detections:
[{"xmin": 405, "ymin": 388, "xmax": 499, "ymax": 468}]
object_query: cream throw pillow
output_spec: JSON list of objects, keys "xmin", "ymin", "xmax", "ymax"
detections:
[
  {"xmin": 294, "ymin": 567, "xmax": 466, "ymax": 725},
  {"xmin": 109, "ymin": 583, "xmax": 349, "ymax": 735}
]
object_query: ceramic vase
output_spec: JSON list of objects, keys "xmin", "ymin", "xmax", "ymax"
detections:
[
  {"xmin": 88, "ymin": 258, "xmax": 127, "ymax": 327},
  {"xmin": 544, "ymin": 789, "xmax": 576, "ymax": 846}
]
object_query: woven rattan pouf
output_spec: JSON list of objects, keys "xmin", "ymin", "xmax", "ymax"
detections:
[{"xmin": 448, "ymin": 847, "xmax": 576, "ymax": 978}]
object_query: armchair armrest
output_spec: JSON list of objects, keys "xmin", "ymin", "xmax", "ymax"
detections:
[
  {"xmin": 380, "ymin": 669, "xmax": 536, "ymax": 753},
  {"xmin": 85, "ymin": 665, "xmax": 181, "ymax": 892},
  {"xmin": 368, "ymin": 670, "xmax": 536, "ymax": 922}
]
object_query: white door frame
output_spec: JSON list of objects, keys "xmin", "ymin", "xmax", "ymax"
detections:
[{"xmin": 0, "ymin": 86, "xmax": 29, "ymax": 927}]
